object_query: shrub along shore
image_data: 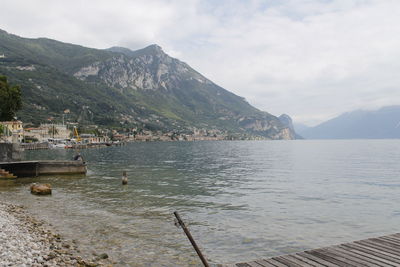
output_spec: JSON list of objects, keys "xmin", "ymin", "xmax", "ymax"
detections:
[{"xmin": 0, "ymin": 202, "xmax": 111, "ymax": 266}]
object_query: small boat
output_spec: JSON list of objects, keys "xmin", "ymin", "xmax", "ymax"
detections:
[{"xmin": 50, "ymin": 143, "xmax": 66, "ymax": 149}]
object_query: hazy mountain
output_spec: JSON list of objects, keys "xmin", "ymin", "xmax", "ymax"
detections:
[
  {"xmin": 299, "ymin": 106, "xmax": 400, "ymax": 139},
  {"xmin": 293, "ymin": 123, "xmax": 311, "ymax": 134},
  {"xmin": 279, "ymin": 114, "xmax": 303, "ymax": 139},
  {"xmin": 0, "ymin": 29, "xmax": 296, "ymax": 139}
]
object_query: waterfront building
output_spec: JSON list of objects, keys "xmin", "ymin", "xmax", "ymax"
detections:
[
  {"xmin": 0, "ymin": 121, "xmax": 23, "ymax": 142},
  {"xmin": 24, "ymin": 124, "xmax": 71, "ymax": 142}
]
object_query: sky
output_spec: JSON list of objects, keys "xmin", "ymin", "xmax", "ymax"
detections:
[{"xmin": 1, "ymin": 0, "xmax": 400, "ymax": 125}]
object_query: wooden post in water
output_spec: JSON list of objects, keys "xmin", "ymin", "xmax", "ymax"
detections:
[
  {"xmin": 173, "ymin": 211, "xmax": 210, "ymax": 267},
  {"xmin": 122, "ymin": 171, "xmax": 128, "ymax": 185}
]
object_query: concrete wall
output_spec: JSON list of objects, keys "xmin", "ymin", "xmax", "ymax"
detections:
[
  {"xmin": 0, "ymin": 143, "xmax": 21, "ymax": 162},
  {"xmin": 0, "ymin": 160, "xmax": 86, "ymax": 177}
]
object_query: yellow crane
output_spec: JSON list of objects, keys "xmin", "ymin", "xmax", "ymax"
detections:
[{"xmin": 73, "ymin": 126, "xmax": 81, "ymax": 142}]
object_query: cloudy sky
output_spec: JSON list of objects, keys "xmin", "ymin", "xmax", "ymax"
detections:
[{"xmin": 1, "ymin": 0, "xmax": 400, "ymax": 125}]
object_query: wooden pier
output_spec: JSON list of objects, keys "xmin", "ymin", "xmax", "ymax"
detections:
[{"xmin": 224, "ymin": 233, "xmax": 400, "ymax": 267}]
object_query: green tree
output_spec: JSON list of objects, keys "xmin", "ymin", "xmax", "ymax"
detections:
[
  {"xmin": 0, "ymin": 124, "xmax": 4, "ymax": 137},
  {"xmin": 0, "ymin": 75, "xmax": 22, "ymax": 121}
]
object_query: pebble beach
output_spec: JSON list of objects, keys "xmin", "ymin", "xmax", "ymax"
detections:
[{"xmin": 0, "ymin": 202, "xmax": 110, "ymax": 267}]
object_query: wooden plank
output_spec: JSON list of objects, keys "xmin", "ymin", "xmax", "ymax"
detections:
[
  {"xmin": 359, "ymin": 239, "xmax": 400, "ymax": 254},
  {"xmin": 247, "ymin": 260, "xmax": 276, "ymax": 267},
  {"xmin": 241, "ymin": 261, "xmax": 273, "ymax": 267},
  {"xmin": 350, "ymin": 241, "xmax": 400, "ymax": 259},
  {"xmin": 305, "ymin": 250, "xmax": 352, "ymax": 266},
  {"xmin": 324, "ymin": 246, "xmax": 388, "ymax": 267},
  {"xmin": 342, "ymin": 243, "xmax": 400, "ymax": 264},
  {"xmin": 296, "ymin": 252, "xmax": 338, "ymax": 267},
  {"xmin": 377, "ymin": 237, "xmax": 400, "ymax": 245},
  {"xmin": 258, "ymin": 258, "xmax": 288, "ymax": 267},
  {"xmin": 282, "ymin": 255, "xmax": 319, "ymax": 267},
  {"xmin": 372, "ymin": 238, "xmax": 400, "ymax": 251},
  {"xmin": 307, "ymin": 249, "xmax": 364, "ymax": 267},
  {"xmin": 235, "ymin": 263, "xmax": 252, "ymax": 267},
  {"xmin": 355, "ymin": 240, "xmax": 400, "ymax": 256},
  {"xmin": 236, "ymin": 262, "xmax": 263, "ymax": 267},
  {"xmin": 337, "ymin": 245, "xmax": 398, "ymax": 266},
  {"xmin": 273, "ymin": 256, "xmax": 307, "ymax": 267},
  {"xmin": 391, "ymin": 233, "xmax": 400, "ymax": 238},
  {"xmin": 382, "ymin": 234, "xmax": 400, "ymax": 242},
  {"xmin": 380, "ymin": 236, "xmax": 400, "ymax": 244},
  {"xmin": 328, "ymin": 246, "xmax": 394, "ymax": 267},
  {"xmin": 289, "ymin": 254, "xmax": 326, "ymax": 267}
]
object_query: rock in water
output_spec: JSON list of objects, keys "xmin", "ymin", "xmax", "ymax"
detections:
[{"xmin": 30, "ymin": 184, "xmax": 52, "ymax": 195}]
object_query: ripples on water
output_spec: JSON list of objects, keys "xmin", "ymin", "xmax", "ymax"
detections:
[{"xmin": 1, "ymin": 140, "xmax": 400, "ymax": 266}]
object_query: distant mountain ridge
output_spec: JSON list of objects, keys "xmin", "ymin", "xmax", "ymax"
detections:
[
  {"xmin": 298, "ymin": 106, "xmax": 400, "ymax": 139},
  {"xmin": 0, "ymin": 29, "xmax": 296, "ymax": 139}
]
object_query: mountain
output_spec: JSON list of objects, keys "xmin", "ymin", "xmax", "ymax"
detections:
[
  {"xmin": 0, "ymin": 29, "xmax": 296, "ymax": 139},
  {"xmin": 299, "ymin": 106, "xmax": 400, "ymax": 139},
  {"xmin": 278, "ymin": 114, "xmax": 303, "ymax": 139},
  {"xmin": 293, "ymin": 123, "xmax": 311, "ymax": 134}
]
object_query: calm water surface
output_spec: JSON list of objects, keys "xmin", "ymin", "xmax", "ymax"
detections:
[{"xmin": 1, "ymin": 140, "xmax": 400, "ymax": 266}]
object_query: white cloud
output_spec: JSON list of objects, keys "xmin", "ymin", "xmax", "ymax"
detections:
[{"xmin": 1, "ymin": 0, "xmax": 400, "ymax": 125}]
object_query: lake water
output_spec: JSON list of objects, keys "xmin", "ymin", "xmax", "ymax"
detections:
[{"xmin": 1, "ymin": 140, "xmax": 400, "ymax": 266}]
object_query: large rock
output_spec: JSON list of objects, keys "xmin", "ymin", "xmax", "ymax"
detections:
[{"xmin": 30, "ymin": 183, "xmax": 52, "ymax": 195}]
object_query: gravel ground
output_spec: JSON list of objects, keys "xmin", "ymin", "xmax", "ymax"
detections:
[{"xmin": 0, "ymin": 202, "xmax": 111, "ymax": 267}]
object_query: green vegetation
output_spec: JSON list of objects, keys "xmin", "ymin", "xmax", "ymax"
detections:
[{"xmin": 0, "ymin": 75, "xmax": 22, "ymax": 121}]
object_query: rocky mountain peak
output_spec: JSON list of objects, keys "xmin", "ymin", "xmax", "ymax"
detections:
[
  {"xmin": 141, "ymin": 44, "xmax": 163, "ymax": 54},
  {"xmin": 107, "ymin": 44, "xmax": 165, "ymax": 58},
  {"xmin": 279, "ymin": 114, "xmax": 295, "ymax": 132},
  {"xmin": 75, "ymin": 43, "xmax": 210, "ymax": 91}
]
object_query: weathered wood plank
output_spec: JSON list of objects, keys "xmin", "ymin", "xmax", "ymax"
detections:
[
  {"xmin": 281, "ymin": 255, "xmax": 319, "ymax": 267},
  {"xmin": 380, "ymin": 236, "xmax": 400, "ymax": 244},
  {"xmin": 391, "ymin": 233, "xmax": 400, "ymax": 238},
  {"xmin": 273, "ymin": 256, "xmax": 307, "ymax": 267},
  {"xmin": 328, "ymin": 246, "xmax": 393, "ymax": 267},
  {"xmin": 258, "ymin": 258, "xmax": 288, "ymax": 267},
  {"xmin": 306, "ymin": 249, "xmax": 361, "ymax": 266},
  {"xmin": 371, "ymin": 238, "xmax": 400, "ymax": 251},
  {"xmin": 249, "ymin": 260, "xmax": 276, "ymax": 267},
  {"xmin": 289, "ymin": 254, "xmax": 326, "ymax": 267},
  {"xmin": 244, "ymin": 261, "xmax": 273, "ymax": 267},
  {"xmin": 341, "ymin": 243, "xmax": 400, "ymax": 264},
  {"xmin": 323, "ymin": 246, "xmax": 386, "ymax": 267},
  {"xmin": 250, "ymin": 260, "xmax": 276, "ymax": 267},
  {"xmin": 337, "ymin": 244, "xmax": 398, "ymax": 266},
  {"xmin": 355, "ymin": 240, "xmax": 400, "ymax": 257},
  {"xmin": 296, "ymin": 252, "xmax": 338, "ymax": 267}
]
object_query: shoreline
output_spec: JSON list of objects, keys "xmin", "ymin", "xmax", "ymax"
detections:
[{"xmin": 0, "ymin": 202, "xmax": 111, "ymax": 267}]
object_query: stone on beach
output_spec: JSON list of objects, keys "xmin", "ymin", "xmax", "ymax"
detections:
[{"xmin": 30, "ymin": 183, "xmax": 52, "ymax": 195}]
